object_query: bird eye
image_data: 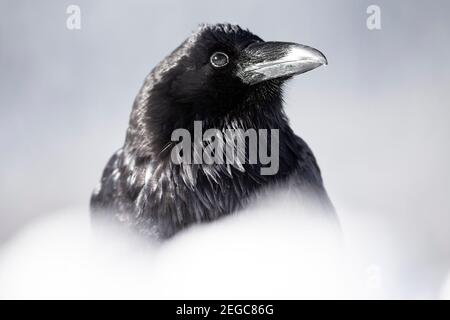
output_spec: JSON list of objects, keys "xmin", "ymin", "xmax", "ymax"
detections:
[{"xmin": 210, "ymin": 52, "xmax": 229, "ymax": 68}]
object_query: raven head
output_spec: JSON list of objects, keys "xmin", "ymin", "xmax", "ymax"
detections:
[{"xmin": 126, "ymin": 24, "xmax": 327, "ymax": 159}]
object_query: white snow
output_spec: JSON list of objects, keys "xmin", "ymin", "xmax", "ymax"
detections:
[
  {"xmin": 0, "ymin": 196, "xmax": 440, "ymax": 299},
  {"xmin": 441, "ymin": 272, "xmax": 450, "ymax": 300}
]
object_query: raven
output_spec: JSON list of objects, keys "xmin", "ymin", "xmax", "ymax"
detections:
[{"xmin": 91, "ymin": 24, "xmax": 335, "ymax": 239}]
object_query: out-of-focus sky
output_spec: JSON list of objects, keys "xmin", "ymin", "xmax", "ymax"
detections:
[{"xmin": 1, "ymin": 0, "xmax": 450, "ymax": 290}]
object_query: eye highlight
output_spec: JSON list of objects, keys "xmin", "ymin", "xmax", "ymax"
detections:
[{"xmin": 210, "ymin": 52, "xmax": 229, "ymax": 68}]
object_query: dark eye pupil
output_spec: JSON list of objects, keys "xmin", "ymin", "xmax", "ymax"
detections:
[{"xmin": 210, "ymin": 52, "xmax": 229, "ymax": 68}]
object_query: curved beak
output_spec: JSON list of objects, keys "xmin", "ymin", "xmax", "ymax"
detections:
[{"xmin": 237, "ymin": 41, "xmax": 327, "ymax": 85}]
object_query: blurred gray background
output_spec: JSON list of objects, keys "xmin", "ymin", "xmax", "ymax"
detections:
[{"xmin": 1, "ymin": 0, "xmax": 450, "ymax": 294}]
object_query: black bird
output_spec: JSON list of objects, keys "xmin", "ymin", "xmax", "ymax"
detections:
[{"xmin": 91, "ymin": 24, "xmax": 335, "ymax": 239}]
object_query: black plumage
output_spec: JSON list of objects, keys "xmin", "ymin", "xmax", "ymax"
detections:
[{"xmin": 91, "ymin": 24, "xmax": 335, "ymax": 239}]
